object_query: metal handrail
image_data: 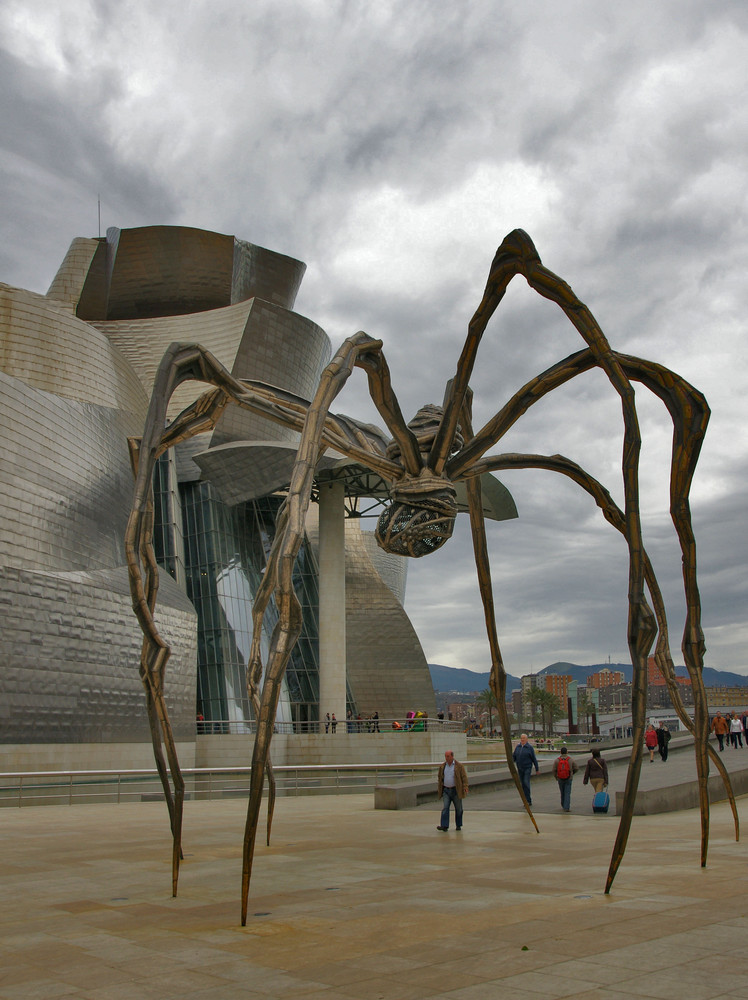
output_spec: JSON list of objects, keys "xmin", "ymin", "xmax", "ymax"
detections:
[
  {"xmin": 195, "ymin": 717, "xmax": 463, "ymax": 735},
  {"xmin": 0, "ymin": 759, "xmax": 507, "ymax": 808}
]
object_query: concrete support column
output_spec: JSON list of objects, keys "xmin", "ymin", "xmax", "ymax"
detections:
[{"xmin": 318, "ymin": 481, "xmax": 347, "ymax": 728}]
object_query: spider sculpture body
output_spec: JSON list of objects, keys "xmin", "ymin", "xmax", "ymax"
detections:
[{"xmin": 126, "ymin": 229, "xmax": 737, "ymax": 926}]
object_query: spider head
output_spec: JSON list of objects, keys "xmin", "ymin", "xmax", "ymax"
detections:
[{"xmin": 375, "ymin": 474, "xmax": 457, "ymax": 558}]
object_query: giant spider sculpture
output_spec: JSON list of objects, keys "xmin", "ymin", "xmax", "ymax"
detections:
[{"xmin": 126, "ymin": 229, "xmax": 737, "ymax": 926}]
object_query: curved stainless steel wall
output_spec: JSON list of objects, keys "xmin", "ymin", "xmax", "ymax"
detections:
[
  {"xmin": 0, "ymin": 275, "xmax": 197, "ymax": 744},
  {"xmin": 1, "ymin": 223, "xmax": 435, "ymax": 743}
]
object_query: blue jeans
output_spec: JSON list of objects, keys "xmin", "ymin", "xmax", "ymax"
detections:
[
  {"xmin": 557, "ymin": 777, "xmax": 572, "ymax": 810},
  {"xmin": 441, "ymin": 787, "xmax": 463, "ymax": 829},
  {"xmin": 518, "ymin": 767, "xmax": 533, "ymax": 804}
]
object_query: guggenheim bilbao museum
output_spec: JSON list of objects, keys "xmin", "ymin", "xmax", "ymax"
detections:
[{"xmin": 0, "ymin": 225, "xmax": 517, "ymax": 762}]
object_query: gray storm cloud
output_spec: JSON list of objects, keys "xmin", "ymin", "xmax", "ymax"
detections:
[{"xmin": 1, "ymin": 0, "xmax": 745, "ymax": 671}]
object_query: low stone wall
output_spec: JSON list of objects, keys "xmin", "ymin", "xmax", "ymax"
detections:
[
  {"xmin": 375, "ymin": 767, "xmax": 511, "ymax": 809},
  {"xmin": 616, "ymin": 762, "xmax": 748, "ymax": 815},
  {"xmin": 196, "ymin": 731, "xmax": 467, "ymax": 769},
  {"xmin": 0, "ymin": 732, "xmax": 467, "ymax": 775},
  {"xmin": 0, "ymin": 741, "xmax": 197, "ymax": 773}
]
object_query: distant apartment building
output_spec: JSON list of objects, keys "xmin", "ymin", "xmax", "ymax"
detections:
[
  {"xmin": 521, "ymin": 672, "xmax": 574, "ymax": 701},
  {"xmin": 648, "ymin": 680, "xmax": 694, "ymax": 708},
  {"xmin": 544, "ymin": 674, "xmax": 574, "ymax": 701},
  {"xmin": 647, "ymin": 655, "xmax": 667, "ymax": 687},
  {"xmin": 646, "ymin": 655, "xmax": 693, "ymax": 706},
  {"xmin": 521, "ymin": 674, "xmax": 538, "ymax": 697},
  {"xmin": 587, "ymin": 668, "xmax": 625, "ymax": 688},
  {"xmin": 704, "ymin": 688, "xmax": 748, "ymax": 710},
  {"xmin": 448, "ymin": 702, "xmax": 476, "ymax": 722},
  {"xmin": 595, "ymin": 683, "xmax": 632, "ymax": 713},
  {"xmin": 511, "ymin": 690, "xmax": 523, "ymax": 719}
]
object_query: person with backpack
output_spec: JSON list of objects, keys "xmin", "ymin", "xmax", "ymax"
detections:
[{"xmin": 552, "ymin": 746, "xmax": 578, "ymax": 812}]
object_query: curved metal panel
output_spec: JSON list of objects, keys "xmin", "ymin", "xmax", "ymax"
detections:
[
  {"xmin": 210, "ymin": 299, "xmax": 331, "ymax": 447},
  {"xmin": 0, "ymin": 285, "xmax": 149, "ymax": 414},
  {"xmin": 45, "ymin": 237, "xmax": 102, "ymax": 309},
  {"xmin": 77, "ymin": 226, "xmax": 307, "ymax": 320},
  {"xmin": 0, "ymin": 371, "xmax": 147, "ymax": 572},
  {"xmin": 0, "ymin": 566, "xmax": 196, "ymax": 744}
]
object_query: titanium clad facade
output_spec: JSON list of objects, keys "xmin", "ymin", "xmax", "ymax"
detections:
[
  {"xmin": 0, "ymin": 280, "xmax": 197, "ymax": 744},
  {"xmin": 0, "ymin": 224, "xmax": 435, "ymax": 746}
]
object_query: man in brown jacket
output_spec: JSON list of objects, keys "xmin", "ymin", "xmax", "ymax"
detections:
[
  {"xmin": 437, "ymin": 750, "xmax": 469, "ymax": 832},
  {"xmin": 711, "ymin": 712, "xmax": 729, "ymax": 751}
]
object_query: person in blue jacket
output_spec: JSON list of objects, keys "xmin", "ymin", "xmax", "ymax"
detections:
[{"xmin": 512, "ymin": 733, "xmax": 540, "ymax": 805}]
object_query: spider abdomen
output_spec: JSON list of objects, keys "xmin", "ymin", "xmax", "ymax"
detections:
[{"xmin": 375, "ymin": 475, "xmax": 457, "ymax": 557}]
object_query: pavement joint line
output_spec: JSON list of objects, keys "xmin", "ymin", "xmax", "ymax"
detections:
[{"xmin": 1, "ymin": 768, "xmax": 748, "ymax": 1000}]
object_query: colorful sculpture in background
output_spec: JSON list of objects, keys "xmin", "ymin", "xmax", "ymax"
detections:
[{"xmin": 125, "ymin": 229, "xmax": 737, "ymax": 925}]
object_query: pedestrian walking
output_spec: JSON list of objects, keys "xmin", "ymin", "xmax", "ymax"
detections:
[
  {"xmin": 436, "ymin": 751, "xmax": 469, "ymax": 831},
  {"xmin": 583, "ymin": 749, "xmax": 609, "ymax": 794},
  {"xmin": 552, "ymin": 746, "xmax": 578, "ymax": 811},
  {"xmin": 711, "ymin": 712, "xmax": 729, "ymax": 751},
  {"xmin": 512, "ymin": 734, "xmax": 540, "ymax": 805},
  {"xmin": 729, "ymin": 713, "xmax": 743, "ymax": 749},
  {"xmin": 657, "ymin": 722, "xmax": 671, "ymax": 761},
  {"xmin": 645, "ymin": 724, "xmax": 658, "ymax": 762}
]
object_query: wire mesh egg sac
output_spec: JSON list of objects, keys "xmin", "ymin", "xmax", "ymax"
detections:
[{"xmin": 375, "ymin": 501, "xmax": 456, "ymax": 557}]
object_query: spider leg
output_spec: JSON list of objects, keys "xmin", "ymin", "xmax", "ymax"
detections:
[
  {"xmin": 240, "ymin": 332, "xmax": 399, "ymax": 925},
  {"xmin": 452, "ymin": 344, "xmax": 730, "ymax": 861},
  {"xmin": 437, "ymin": 237, "xmax": 655, "ymax": 880},
  {"xmin": 465, "ymin": 476, "xmax": 540, "ymax": 831},
  {"xmin": 456, "ymin": 394, "xmax": 539, "ymax": 829},
  {"xmin": 468, "ymin": 452, "xmax": 737, "ymax": 884},
  {"xmin": 615, "ymin": 353, "xmax": 717, "ymax": 858},
  {"xmin": 429, "ymin": 230, "xmax": 538, "ymax": 471},
  {"xmin": 354, "ymin": 349, "xmax": 422, "ymax": 473},
  {"xmin": 129, "ymin": 336, "xmax": 414, "ymax": 910},
  {"xmin": 128, "ymin": 441, "xmax": 185, "ymax": 871},
  {"xmin": 126, "ymin": 342, "xmax": 318, "ymax": 895},
  {"xmin": 485, "ymin": 245, "xmax": 657, "ymax": 836},
  {"xmin": 127, "ymin": 346, "xmax": 243, "ymax": 895}
]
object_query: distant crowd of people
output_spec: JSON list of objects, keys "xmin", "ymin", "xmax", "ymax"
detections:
[
  {"xmin": 323, "ymin": 709, "xmax": 449, "ymax": 732},
  {"xmin": 325, "ymin": 711, "xmax": 380, "ymax": 733},
  {"xmin": 435, "ymin": 736, "xmax": 612, "ymax": 830},
  {"xmin": 644, "ymin": 721, "xmax": 671, "ymax": 762},
  {"xmin": 710, "ymin": 711, "xmax": 748, "ymax": 751}
]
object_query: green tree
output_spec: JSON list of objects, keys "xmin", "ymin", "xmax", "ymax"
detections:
[
  {"xmin": 526, "ymin": 686, "xmax": 543, "ymax": 734},
  {"xmin": 476, "ymin": 688, "xmax": 498, "ymax": 734},
  {"xmin": 536, "ymin": 689, "xmax": 563, "ymax": 737}
]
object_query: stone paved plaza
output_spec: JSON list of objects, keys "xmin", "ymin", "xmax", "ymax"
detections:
[{"xmin": 2, "ymin": 764, "xmax": 748, "ymax": 1000}]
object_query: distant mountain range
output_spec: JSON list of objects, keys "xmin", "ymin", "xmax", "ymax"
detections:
[
  {"xmin": 429, "ymin": 664, "xmax": 518, "ymax": 693},
  {"xmin": 429, "ymin": 661, "xmax": 748, "ymax": 695}
]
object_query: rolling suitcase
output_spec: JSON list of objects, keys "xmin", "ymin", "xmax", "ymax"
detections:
[{"xmin": 593, "ymin": 790, "xmax": 610, "ymax": 814}]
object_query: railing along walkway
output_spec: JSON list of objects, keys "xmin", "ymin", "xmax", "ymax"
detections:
[{"xmin": 0, "ymin": 760, "xmax": 503, "ymax": 808}]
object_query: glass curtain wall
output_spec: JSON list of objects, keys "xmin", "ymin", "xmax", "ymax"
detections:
[
  {"xmin": 153, "ymin": 469, "xmax": 321, "ymax": 731},
  {"xmin": 152, "ymin": 452, "xmax": 185, "ymax": 586},
  {"xmin": 154, "ymin": 465, "xmax": 360, "ymax": 732}
]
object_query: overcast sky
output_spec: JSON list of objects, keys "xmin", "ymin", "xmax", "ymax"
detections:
[{"xmin": 2, "ymin": 0, "xmax": 746, "ymax": 675}]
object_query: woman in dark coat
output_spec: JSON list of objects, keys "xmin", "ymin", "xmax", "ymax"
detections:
[{"xmin": 582, "ymin": 749, "xmax": 608, "ymax": 794}]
